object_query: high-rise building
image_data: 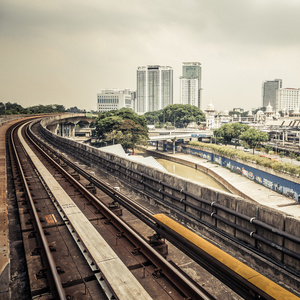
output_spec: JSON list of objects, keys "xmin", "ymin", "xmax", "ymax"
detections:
[
  {"xmin": 262, "ymin": 79, "xmax": 282, "ymax": 109},
  {"xmin": 277, "ymin": 88, "xmax": 300, "ymax": 112},
  {"xmin": 180, "ymin": 62, "xmax": 202, "ymax": 109},
  {"xmin": 97, "ymin": 89, "xmax": 133, "ymax": 112},
  {"xmin": 136, "ymin": 65, "xmax": 173, "ymax": 114}
]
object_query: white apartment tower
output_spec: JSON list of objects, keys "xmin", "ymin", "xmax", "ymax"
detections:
[
  {"xmin": 136, "ymin": 65, "xmax": 173, "ymax": 114},
  {"xmin": 97, "ymin": 89, "xmax": 133, "ymax": 112},
  {"xmin": 180, "ymin": 62, "xmax": 202, "ymax": 109},
  {"xmin": 277, "ymin": 88, "xmax": 300, "ymax": 112}
]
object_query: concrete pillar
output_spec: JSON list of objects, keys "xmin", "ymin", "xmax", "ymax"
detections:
[
  {"xmin": 71, "ymin": 124, "xmax": 76, "ymax": 137},
  {"xmin": 163, "ymin": 140, "xmax": 167, "ymax": 152},
  {"xmin": 156, "ymin": 141, "xmax": 159, "ymax": 150},
  {"xmin": 172, "ymin": 141, "xmax": 175, "ymax": 154},
  {"xmin": 61, "ymin": 123, "xmax": 65, "ymax": 137}
]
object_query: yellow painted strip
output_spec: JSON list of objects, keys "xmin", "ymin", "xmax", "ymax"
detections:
[{"xmin": 153, "ymin": 214, "xmax": 299, "ymax": 300}]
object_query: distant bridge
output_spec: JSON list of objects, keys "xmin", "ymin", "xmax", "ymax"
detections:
[{"xmin": 148, "ymin": 130, "xmax": 213, "ymax": 142}]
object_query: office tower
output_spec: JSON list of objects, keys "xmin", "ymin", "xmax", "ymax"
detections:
[
  {"xmin": 262, "ymin": 79, "xmax": 282, "ymax": 109},
  {"xmin": 136, "ymin": 65, "xmax": 173, "ymax": 114},
  {"xmin": 97, "ymin": 89, "xmax": 133, "ymax": 112},
  {"xmin": 180, "ymin": 62, "xmax": 202, "ymax": 109},
  {"xmin": 277, "ymin": 88, "xmax": 300, "ymax": 112}
]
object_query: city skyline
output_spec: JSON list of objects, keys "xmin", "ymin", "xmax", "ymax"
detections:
[{"xmin": 1, "ymin": 1, "xmax": 300, "ymax": 112}]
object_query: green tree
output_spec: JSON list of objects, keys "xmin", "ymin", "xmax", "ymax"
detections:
[
  {"xmin": 0, "ymin": 102, "xmax": 24, "ymax": 114},
  {"xmin": 0, "ymin": 102, "xmax": 65, "ymax": 115},
  {"xmin": 213, "ymin": 123, "xmax": 248, "ymax": 146},
  {"xmin": 94, "ymin": 108, "xmax": 149, "ymax": 151},
  {"xmin": 105, "ymin": 119, "xmax": 148, "ymax": 151},
  {"xmin": 231, "ymin": 123, "xmax": 249, "ymax": 147},
  {"xmin": 96, "ymin": 108, "xmax": 147, "ymax": 130},
  {"xmin": 144, "ymin": 110, "xmax": 162, "ymax": 125},
  {"xmin": 239, "ymin": 128, "xmax": 269, "ymax": 153},
  {"xmin": 156, "ymin": 104, "xmax": 205, "ymax": 128},
  {"xmin": 94, "ymin": 115, "xmax": 123, "ymax": 139},
  {"xmin": 213, "ymin": 124, "xmax": 234, "ymax": 145}
]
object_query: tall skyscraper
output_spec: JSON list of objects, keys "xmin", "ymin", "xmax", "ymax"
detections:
[
  {"xmin": 262, "ymin": 79, "xmax": 282, "ymax": 109},
  {"xmin": 180, "ymin": 62, "xmax": 202, "ymax": 109},
  {"xmin": 136, "ymin": 65, "xmax": 173, "ymax": 114}
]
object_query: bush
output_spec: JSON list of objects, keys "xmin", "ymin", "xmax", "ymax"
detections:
[
  {"xmin": 188, "ymin": 141, "xmax": 300, "ymax": 177},
  {"xmin": 154, "ymin": 122, "xmax": 163, "ymax": 128},
  {"xmin": 271, "ymin": 162, "xmax": 283, "ymax": 172}
]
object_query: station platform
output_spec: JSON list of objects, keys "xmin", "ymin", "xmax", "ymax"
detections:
[{"xmin": 145, "ymin": 147, "xmax": 300, "ymax": 219}]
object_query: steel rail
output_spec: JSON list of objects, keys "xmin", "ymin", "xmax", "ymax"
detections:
[
  {"xmin": 26, "ymin": 121, "xmax": 214, "ymax": 299},
  {"xmin": 31, "ymin": 120, "xmax": 300, "ymax": 296},
  {"xmin": 93, "ymin": 156, "xmax": 300, "ymax": 260},
  {"xmin": 10, "ymin": 122, "xmax": 66, "ymax": 300},
  {"xmin": 79, "ymin": 145, "xmax": 300, "ymax": 248}
]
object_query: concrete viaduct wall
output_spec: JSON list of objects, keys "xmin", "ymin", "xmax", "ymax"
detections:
[
  {"xmin": 39, "ymin": 117, "xmax": 300, "ymax": 272},
  {"xmin": 182, "ymin": 145, "xmax": 300, "ymax": 201}
]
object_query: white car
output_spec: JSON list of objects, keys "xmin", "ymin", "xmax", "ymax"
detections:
[{"xmin": 244, "ymin": 148, "xmax": 250, "ymax": 152}]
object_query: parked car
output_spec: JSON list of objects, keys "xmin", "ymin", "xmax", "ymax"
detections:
[{"xmin": 244, "ymin": 148, "xmax": 250, "ymax": 152}]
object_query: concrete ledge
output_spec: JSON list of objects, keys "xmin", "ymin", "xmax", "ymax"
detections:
[{"xmin": 38, "ymin": 116, "xmax": 300, "ymax": 272}]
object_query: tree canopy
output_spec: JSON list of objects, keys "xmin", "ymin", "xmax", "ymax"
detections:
[
  {"xmin": 214, "ymin": 123, "xmax": 249, "ymax": 146},
  {"xmin": 239, "ymin": 128, "xmax": 269, "ymax": 153},
  {"xmin": 144, "ymin": 104, "xmax": 205, "ymax": 128},
  {"xmin": 0, "ymin": 102, "xmax": 65, "ymax": 115},
  {"xmin": 94, "ymin": 108, "xmax": 149, "ymax": 150},
  {"xmin": 213, "ymin": 123, "xmax": 269, "ymax": 152}
]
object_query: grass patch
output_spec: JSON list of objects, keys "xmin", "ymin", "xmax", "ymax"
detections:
[{"xmin": 188, "ymin": 141, "xmax": 300, "ymax": 177}]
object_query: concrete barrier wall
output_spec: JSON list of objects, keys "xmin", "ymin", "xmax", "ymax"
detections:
[
  {"xmin": 38, "ymin": 118, "xmax": 300, "ymax": 271},
  {"xmin": 181, "ymin": 145, "xmax": 300, "ymax": 201}
]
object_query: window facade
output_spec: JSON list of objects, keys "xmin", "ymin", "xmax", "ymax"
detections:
[
  {"xmin": 97, "ymin": 89, "xmax": 133, "ymax": 112},
  {"xmin": 136, "ymin": 65, "xmax": 173, "ymax": 114}
]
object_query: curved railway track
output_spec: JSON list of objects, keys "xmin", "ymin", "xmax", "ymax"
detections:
[
  {"xmin": 6, "ymin": 117, "xmax": 300, "ymax": 299},
  {"xmin": 7, "ymin": 119, "xmax": 213, "ymax": 299}
]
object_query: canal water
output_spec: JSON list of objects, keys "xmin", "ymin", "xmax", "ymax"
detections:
[
  {"xmin": 156, "ymin": 158, "xmax": 229, "ymax": 192},
  {"xmin": 134, "ymin": 149, "xmax": 229, "ymax": 192}
]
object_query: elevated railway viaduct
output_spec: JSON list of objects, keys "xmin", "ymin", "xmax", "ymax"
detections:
[
  {"xmin": 38, "ymin": 115, "xmax": 300, "ymax": 296},
  {"xmin": 1, "ymin": 114, "xmax": 300, "ymax": 299}
]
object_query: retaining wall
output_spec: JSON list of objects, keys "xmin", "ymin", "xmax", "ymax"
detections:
[
  {"xmin": 180, "ymin": 145, "xmax": 300, "ymax": 201},
  {"xmin": 39, "ymin": 118, "xmax": 300, "ymax": 272}
]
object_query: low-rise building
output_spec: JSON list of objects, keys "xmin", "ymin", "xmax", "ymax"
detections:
[{"xmin": 97, "ymin": 89, "xmax": 133, "ymax": 112}]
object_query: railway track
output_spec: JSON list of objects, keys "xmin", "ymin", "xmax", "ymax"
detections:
[
  {"xmin": 6, "ymin": 117, "xmax": 299, "ymax": 299},
  {"xmin": 7, "ymin": 119, "xmax": 213, "ymax": 299}
]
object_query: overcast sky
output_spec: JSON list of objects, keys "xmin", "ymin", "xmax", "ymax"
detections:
[{"xmin": 1, "ymin": 0, "xmax": 300, "ymax": 112}]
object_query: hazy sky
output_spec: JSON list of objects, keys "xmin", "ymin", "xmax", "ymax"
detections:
[{"xmin": 1, "ymin": 0, "xmax": 300, "ymax": 112}]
